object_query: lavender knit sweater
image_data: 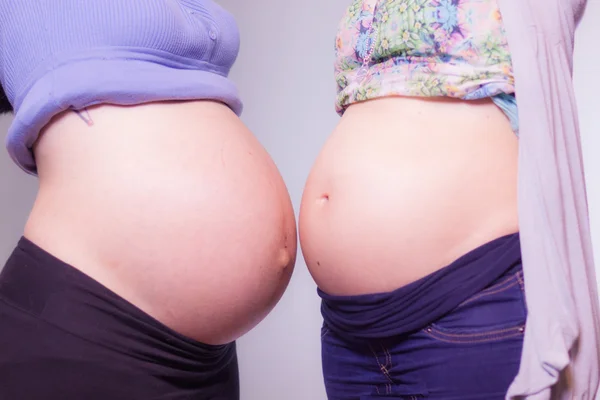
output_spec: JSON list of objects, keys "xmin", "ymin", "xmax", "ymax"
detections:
[{"xmin": 0, "ymin": 0, "xmax": 243, "ymax": 175}]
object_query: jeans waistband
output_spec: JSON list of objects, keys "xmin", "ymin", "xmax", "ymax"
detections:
[{"xmin": 318, "ymin": 233, "xmax": 522, "ymax": 341}]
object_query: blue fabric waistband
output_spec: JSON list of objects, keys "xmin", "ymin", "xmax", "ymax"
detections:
[
  {"xmin": 318, "ymin": 233, "xmax": 522, "ymax": 341},
  {"xmin": 492, "ymin": 93, "xmax": 519, "ymax": 135}
]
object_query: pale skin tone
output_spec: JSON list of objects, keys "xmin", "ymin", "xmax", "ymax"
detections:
[
  {"xmin": 26, "ymin": 101, "xmax": 298, "ymax": 345},
  {"xmin": 6, "ymin": 92, "xmax": 517, "ymax": 340},
  {"xmin": 299, "ymin": 96, "xmax": 519, "ymax": 296},
  {"xmin": 64, "ymin": 92, "xmax": 518, "ymax": 303}
]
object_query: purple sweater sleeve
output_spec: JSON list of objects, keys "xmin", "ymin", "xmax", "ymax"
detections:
[{"xmin": 498, "ymin": 0, "xmax": 600, "ymax": 398}]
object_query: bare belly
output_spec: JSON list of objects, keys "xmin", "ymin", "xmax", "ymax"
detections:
[
  {"xmin": 24, "ymin": 101, "xmax": 297, "ymax": 344},
  {"xmin": 300, "ymin": 97, "xmax": 519, "ymax": 296}
]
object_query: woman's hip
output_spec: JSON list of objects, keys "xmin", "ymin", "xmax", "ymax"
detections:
[
  {"xmin": 0, "ymin": 237, "xmax": 240, "ymax": 399},
  {"xmin": 320, "ymin": 234, "xmax": 526, "ymax": 399}
]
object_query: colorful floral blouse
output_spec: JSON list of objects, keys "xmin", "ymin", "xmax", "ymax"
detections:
[{"xmin": 334, "ymin": 0, "xmax": 516, "ymax": 116}]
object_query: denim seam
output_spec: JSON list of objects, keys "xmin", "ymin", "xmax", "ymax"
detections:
[
  {"xmin": 429, "ymin": 324, "xmax": 522, "ymax": 338},
  {"xmin": 426, "ymin": 326, "xmax": 525, "ymax": 344},
  {"xmin": 426, "ymin": 330, "xmax": 524, "ymax": 344},
  {"xmin": 369, "ymin": 342, "xmax": 394, "ymax": 394},
  {"xmin": 460, "ymin": 276, "xmax": 519, "ymax": 307},
  {"xmin": 384, "ymin": 345, "xmax": 393, "ymax": 394},
  {"xmin": 515, "ymin": 271, "xmax": 528, "ymax": 315},
  {"xmin": 516, "ymin": 271, "xmax": 525, "ymax": 292}
]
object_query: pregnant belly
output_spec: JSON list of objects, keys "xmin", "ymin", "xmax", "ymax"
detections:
[
  {"xmin": 300, "ymin": 97, "xmax": 519, "ymax": 296},
  {"xmin": 24, "ymin": 101, "xmax": 297, "ymax": 344}
]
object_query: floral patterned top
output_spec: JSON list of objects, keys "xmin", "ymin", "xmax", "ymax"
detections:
[{"xmin": 334, "ymin": 0, "xmax": 516, "ymax": 115}]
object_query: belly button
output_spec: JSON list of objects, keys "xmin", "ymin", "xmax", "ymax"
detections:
[
  {"xmin": 276, "ymin": 245, "xmax": 292, "ymax": 267},
  {"xmin": 316, "ymin": 194, "xmax": 330, "ymax": 205}
]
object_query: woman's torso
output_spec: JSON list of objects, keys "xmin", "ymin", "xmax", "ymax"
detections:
[
  {"xmin": 300, "ymin": 0, "xmax": 518, "ymax": 296},
  {"xmin": 300, "ymin": 97, "xmax": 518, "ymax": 296},
  {"xmin": 25, "ymin": 101, "xmax": 297, "ymax": 344}
]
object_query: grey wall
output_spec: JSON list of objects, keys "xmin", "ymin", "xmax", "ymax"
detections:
[
  {"xmin": 574, "ymin": 0, "xmax": 600, "ymax": 299},
  {"xmin": 224, "ymin": 2, "xmax": 600, "ymax": 398},
  {"xmin": 0, "ymin": 115, "xmax": 37, "ymax": 262},
  {"xmin": 0, "ymin": 1, "xmax": 599, "ymax": 399},
  {"xmin": 214, "ymin": 2, "xmax": 350, "ymax": 398}
]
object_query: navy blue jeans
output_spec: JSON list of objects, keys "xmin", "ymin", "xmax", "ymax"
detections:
[{"xmin": 321, "ymin": 267, "xmax": 526, "ymax": 399}]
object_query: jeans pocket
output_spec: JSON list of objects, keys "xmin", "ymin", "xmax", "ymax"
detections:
[{"xmin": 425, "ymin": 270, "xmax": 526, "ymax": 344}]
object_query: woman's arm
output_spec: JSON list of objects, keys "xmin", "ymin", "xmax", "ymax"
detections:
[{"xmin": 0, "ymin": 84, "xmax": 12, "ymax": 114}]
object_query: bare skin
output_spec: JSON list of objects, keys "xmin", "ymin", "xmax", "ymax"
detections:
[
  {"xmin": 25, "ymin": 100, "xmax": 297, "ymax": 344},
  {"xmin": 300, "ymin": 96, "xmax": 518, "ymax": 296}
]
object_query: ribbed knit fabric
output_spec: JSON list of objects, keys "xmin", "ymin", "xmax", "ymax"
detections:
[{"xmin": 0, "ymin": 0, "xmax": 243, "ymax": 175}]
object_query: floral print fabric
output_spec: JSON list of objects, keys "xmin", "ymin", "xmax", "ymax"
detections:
[{"xmin": 334, "ymin": 0, "xmax": 515, "ymax": 115}]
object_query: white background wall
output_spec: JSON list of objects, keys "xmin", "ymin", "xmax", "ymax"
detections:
[
  {"xmin": 0, "ymin": 117, "xmax": 36, "ymax": 262},
  {"xmin": 0, "ymin": 1, "xmax": 598, "ymax": 399}
]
